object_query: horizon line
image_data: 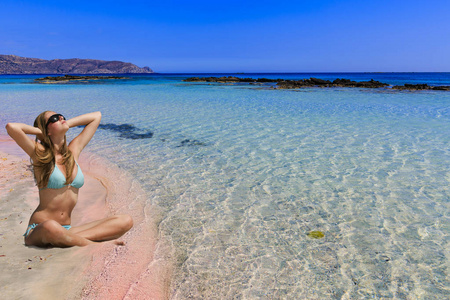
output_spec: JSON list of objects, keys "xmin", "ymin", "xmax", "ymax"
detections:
[{"xmin": 1, "ymin": 71, "xmax": 450, "ymax": 75}]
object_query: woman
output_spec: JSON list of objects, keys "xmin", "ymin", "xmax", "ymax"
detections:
[{"xmin": 6, "ymin": 111, "xmax": 133, "ymax": 247}]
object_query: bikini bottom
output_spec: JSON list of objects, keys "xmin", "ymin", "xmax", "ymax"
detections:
[{"xmin": 23, "ymin": 223, "xmax": 71, "ymax": 237}]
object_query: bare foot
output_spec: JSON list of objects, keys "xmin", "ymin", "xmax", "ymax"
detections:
[{"xmin": 113, "ymin": 240, "xmax": 125, "ymax": 246}]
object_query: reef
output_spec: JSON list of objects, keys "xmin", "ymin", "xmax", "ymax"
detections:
[
  {"xmin": 176, "ymin": 139, "xmax": 208, "ymax": 147},
  {"xmin": 34, "ymin": 75, "xmax": 129, "ymax": 83},
  {"xmin": 97, "ymin": 123, "xmax": 154, "ymax": 139},
  {"xmin": 276, "ymin": 78, "xmax": 388, "ymax": 89},
  {"xmin": 184, "ymin": 76, "xmax": 274, "ymax": 84},
  {"xmin": 184, "ymin": 76, "xmax": 388, "ymax": 89},
  {"xmin": 184, "ymin": 76, "xmax": 450, "ymax": 91},
  {"xmin": 97, "ymin": 123, "xmax": 209, "ymax": 147},
  {"xmin": 391, "ymin": 83, "xmax": 450, "ymax": 91}
]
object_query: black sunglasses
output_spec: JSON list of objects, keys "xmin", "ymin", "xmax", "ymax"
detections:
[{"xmin": 46, "ymin": 114, "xmax": 66, "ymax": 127}]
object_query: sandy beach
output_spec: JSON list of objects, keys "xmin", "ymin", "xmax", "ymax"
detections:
[{"xmin": 0, "ymin": 136, "xmax": 171, "ymax": 299}]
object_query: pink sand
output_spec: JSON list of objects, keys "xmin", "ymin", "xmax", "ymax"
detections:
[{"xmin": 0, "ymin": 135, "xmax": 172, "ymax": 299}]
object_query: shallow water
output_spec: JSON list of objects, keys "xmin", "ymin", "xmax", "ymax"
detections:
[{"xmin": 1, "ymin": 74, "xmax": 449, "ymax": 299}]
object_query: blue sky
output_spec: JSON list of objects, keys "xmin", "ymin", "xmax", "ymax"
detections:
[{"xmin": 1, "ymin": 0, "xmax": 449, "ymax": 72}]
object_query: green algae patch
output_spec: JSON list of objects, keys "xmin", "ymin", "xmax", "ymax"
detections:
[{"xmin": 307, "ymin": 231, "xmax": 325, "ymax": 239}]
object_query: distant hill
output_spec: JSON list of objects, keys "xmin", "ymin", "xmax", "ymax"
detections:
[{"xmin": 0, "ymin": 55, "xmax": 153, "ymax": 74}]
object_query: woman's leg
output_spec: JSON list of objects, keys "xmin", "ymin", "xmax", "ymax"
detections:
[
  {"xmin": 70, "ymin": 214, "xmax": 133, "ymax": 242},
  {"xmin": 25, "ymin": 220, "xmax": 94, "ymax": 247}
]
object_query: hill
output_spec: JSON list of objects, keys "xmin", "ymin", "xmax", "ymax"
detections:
[{"xmin": 0, "ymin": 55, "xmax": 153, "ymax": 74}]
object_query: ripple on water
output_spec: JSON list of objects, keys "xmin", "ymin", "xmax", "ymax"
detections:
[{"xmin": 1, "ymin": 77, "xmax": 449, "ymax": 299}]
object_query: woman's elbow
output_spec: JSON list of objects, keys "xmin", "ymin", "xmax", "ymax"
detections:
[{"xmin": 5, "ymin": 123, "xmax": 16, "ymax": 134}]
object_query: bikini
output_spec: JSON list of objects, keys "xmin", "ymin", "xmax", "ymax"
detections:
[
  {"xmin": 24, "ymin": 162, "xmax": 84, "ymax": 237},
  {"xmin": 43, "ymin": 161, "xmax": 85, "ymax": 190}
]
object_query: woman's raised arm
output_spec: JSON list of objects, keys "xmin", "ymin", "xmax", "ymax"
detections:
[
  {"xmin": 67, "ymin": 111, "xmax": 102, "ymax": 156},
  {"xmin": 5, "ymin": 123, "xmax": 41, "ymax": 157}
]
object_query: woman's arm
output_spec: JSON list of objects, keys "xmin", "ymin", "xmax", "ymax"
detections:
[
  {"xmin": 67, "ymin": 111, "xmax": 102, "ymax": 156},
  {"xmin": 5, "ymin": 123, "xmax": 42, "ymax": 157}
]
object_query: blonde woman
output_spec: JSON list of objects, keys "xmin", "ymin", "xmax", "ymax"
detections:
[{"xmin": 6, "ymin": 111, "xmax": 133, "ymax": 247}]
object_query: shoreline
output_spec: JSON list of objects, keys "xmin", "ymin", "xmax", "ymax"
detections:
[{"xmin": 0, "ymin": 136, "xmax": 172, "ymax": 299}]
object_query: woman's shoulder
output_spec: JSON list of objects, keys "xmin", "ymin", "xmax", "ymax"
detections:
[{"xmin": 68, "ymin": 143, "xmax": 81, "ymax": 160}]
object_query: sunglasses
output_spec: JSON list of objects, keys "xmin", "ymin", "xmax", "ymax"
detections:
[{"xmin": 46, "ymin": 114, "xmax": 66, "ymax": 127}]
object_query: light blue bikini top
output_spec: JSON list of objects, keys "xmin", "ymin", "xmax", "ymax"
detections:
[{"xmin": 45, "ymin": 162, "xmax": 84, "ymax": 189}]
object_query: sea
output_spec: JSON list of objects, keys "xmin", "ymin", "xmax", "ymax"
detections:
[{"xmin": 0, "ymin": 73, "xmax": 449, "ymax": 299}]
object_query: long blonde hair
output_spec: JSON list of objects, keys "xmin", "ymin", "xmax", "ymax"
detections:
[{"xmin": 33, "ymin": 111, "xmax": 75, "ymax": 189}]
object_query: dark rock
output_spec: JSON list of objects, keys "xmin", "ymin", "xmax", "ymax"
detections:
[
  {"xmin": 34, "ymin": 75, "xmax": 129, "ymax": 83},
  {"xmin": 98, "ymin": 124, "xmax": 136, "ymax": 132},
  {"xmin": 406, "ymin": 83, "xmax": 429, "ymax": 89},
  {"xmin": 98, "ymin": 123, "xmax": 153, "ymax": 139},
  {"xmin": 184, "ymin": 76, "xmax": 261, "ymax": 83},
  {"xmin": 177, "ymin": 139, "xmax": 207, "ymax": 147},
  {"xmin": 184, "ymin": 76, "xmax": 389, "ymax": 89},
  {"xmin": 0, "ymin": 54, "xmax": 153, "ymax": 74},
  {"xmin": 355, "ymin": 79, "xmax": 389, "ymax": 88},
  {"xmin": 395, "ymin": 83, "xmax": 429, "ymax": 90},
  {"xmin": 183, "ymin": 76, "xmax": 450, "ymax": 91},
  {"xmin": 392, "ymin": 83, "xmax": 450, "ymax": 91},
  {"xmin": 256, "ymin": 78, "xmax": 277, "ymax": 83},
  {"xmin": 310, "ymin": 77, "xmax": 331, "ymax": 85},
  {"xmin": 126, "ymin": 132, "xmax": 155, "ymax": 140},
  {"xmin": 276, "ymin": 79, "xmax": 314, "ymax": 89},
  {"xmin": 431, "ymin": 85, "xmax": 450, "ymax": 91},
  {"xmin": 333, "ymin": 78, "xmax": 353, "ymax": 85}
]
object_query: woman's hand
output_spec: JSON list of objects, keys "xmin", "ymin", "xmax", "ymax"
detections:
[{"xmin": 35, "ymin": 129, "xmax": 45, "ymax": 142}]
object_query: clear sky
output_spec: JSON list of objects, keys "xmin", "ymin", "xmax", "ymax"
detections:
[{"xmin": 1, "ymin": 0, "xmax": 449, "ymax": 73}]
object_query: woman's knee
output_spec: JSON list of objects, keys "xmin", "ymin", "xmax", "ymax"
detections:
[
  {"xmin": 25, "ymin": 220, "xmax": 66, "ymax": 246},
  {"xmin": 118, "ymin": 214, "xmax": 133, "ymax": 232},
  {"xmin": 41, "ymin": 220, "xmax": 68, "ymax": 237},
  {"xmin": 40, "ymin": 220, "xmax": 63, "ymax": 232}
]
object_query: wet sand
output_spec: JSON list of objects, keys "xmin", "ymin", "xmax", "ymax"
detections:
[{"xmin": 0, "ymin": 136, "xmax": 172, "ymax": 299}]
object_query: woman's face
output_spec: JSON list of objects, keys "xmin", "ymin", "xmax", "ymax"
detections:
[{"xmin": 45, "ymin": 111, "xmax": 69, "ymax": 136}]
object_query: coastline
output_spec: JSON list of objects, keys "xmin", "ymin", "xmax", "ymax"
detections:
[{"xmin": 0, "ymin": 136, "xmax": 171, "ymax": 299}]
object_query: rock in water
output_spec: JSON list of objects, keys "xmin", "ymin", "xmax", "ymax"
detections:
[{"xmin": 307, "ymin": 231, "xmax": 325, "ymax": 239}]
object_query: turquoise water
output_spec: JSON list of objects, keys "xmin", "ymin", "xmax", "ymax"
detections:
[{"xmin": 1, "ymin": 74, "xmax": 449, "ymax": 299}]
